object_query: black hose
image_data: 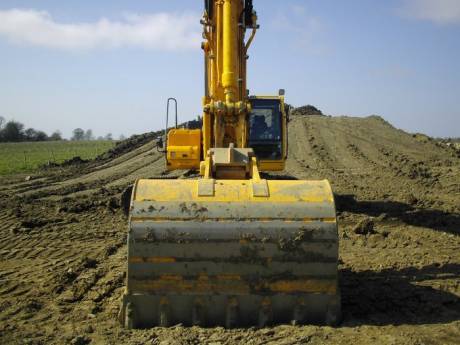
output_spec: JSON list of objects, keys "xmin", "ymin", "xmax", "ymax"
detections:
[
  {"xmin": 205, "ymin": 0, "xmax": 214, "ymax": 18},
  {"xmin": 244, "ymin": 0, "xmax": 253, "ymax": 27}
]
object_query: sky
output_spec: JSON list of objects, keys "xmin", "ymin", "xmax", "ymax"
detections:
[{"xmin": 0, "ymin": 0, "xmax": 459, "ymax": 139}]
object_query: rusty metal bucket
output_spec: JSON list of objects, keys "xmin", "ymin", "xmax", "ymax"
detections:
[{"xmin": 120, "ymin": 178, "xmax": 340, "ymax": 328}]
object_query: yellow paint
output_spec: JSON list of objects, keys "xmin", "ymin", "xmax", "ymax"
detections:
[
  {"xmin": 129, "ymin": 257, "xmax": 176, "ymax": 264},
  {"xmin": 166, "ymin": 129, "xmax": 201, "ymax": 170},
  {"xmin": 216, "ymin": 274, "xmax": 242, "ymax": 281},
  {"xmin": 269, "ymin": 280, "xmax": 337, "ymax": 294},
  {"xmin": 159, "ymin": 274, "xmax": 183, "ymax": 281},
  {"xmin": 131, "ymin": 279, "xmax": 250, "ymax": 295},
  {"xmin": 130, "ymin": 276, "xmax": 337, "ymax": 295},
  {"xmin": 202, "ymin": 0, "xmax": 248, "ymax": 148},
  {"xmin": 258, "ymin": 160, "xmax": 285, "ymax": 172},
  {"xmin": 134, "ymin": 179, "xmax": 335, "ymax": 204},
  {"xmin": 222, "ymin": 0, "xmax": 237, "ymax": 102}
]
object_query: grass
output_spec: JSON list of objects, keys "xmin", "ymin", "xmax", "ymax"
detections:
[{"xmin": 0, "ymin": 140, "xmax": 116, "ymax": 175}]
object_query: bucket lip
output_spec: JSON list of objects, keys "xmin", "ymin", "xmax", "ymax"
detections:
[
  {"xmin": 133, "ymin": 178, "xmax": 335, "ymax": 204},
  {"xmin": 119, "ymin": 291, "xmax": 342, "ymax": 328}
]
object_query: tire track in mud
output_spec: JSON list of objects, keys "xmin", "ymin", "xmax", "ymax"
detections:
[
  {"xmin": 0, "ymin": 140, "xmax": 162, "ymax": 202},
  {"xmin": 18, "ymin": 151, "xmax": 164, "ymax": 200},
  {"xmin": 287, "ymin": 116, "xmax": 380, "ymax": 190},
  {"xmin": 0, "ymin": 137, "xmax": 150, "ymax": 340},
  {"xmin": 287, "ymin": 117, "xmax": 332, "ymax": 180}
]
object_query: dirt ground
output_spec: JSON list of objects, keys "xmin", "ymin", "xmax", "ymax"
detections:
[{"xmin": 0, "ymin": 114, "xmax": 459, "ymax": 345}]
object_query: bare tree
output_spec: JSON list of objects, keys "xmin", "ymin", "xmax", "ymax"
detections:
[{"xmin": 0, "ymin": 116, "xmax": 5, "ymax": 129}]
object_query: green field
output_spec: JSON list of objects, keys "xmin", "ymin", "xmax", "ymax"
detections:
[{"xmin": 0, "ymin": 140, "xmax": 116, "ymax": 175}]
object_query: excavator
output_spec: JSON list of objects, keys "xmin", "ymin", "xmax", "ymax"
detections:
[{"xmin": 119, "ymin": 0, "xmax": 340, "ymax": 328}]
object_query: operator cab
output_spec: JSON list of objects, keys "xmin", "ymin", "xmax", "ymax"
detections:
[{"xmin": 248, "ymin": 97, "xmax": 285, "ymax": 165}]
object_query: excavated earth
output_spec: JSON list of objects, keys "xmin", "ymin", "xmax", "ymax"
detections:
[{"xmin": 0, "ymin": 114, "xmax": 459, "ymax": 345}]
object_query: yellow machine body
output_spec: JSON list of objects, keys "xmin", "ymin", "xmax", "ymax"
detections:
[
  {"xmin": 166, "ymin": 129, "xmax": 202, "ymax": 170},
  {"xmin": 121, "ymin": 0, "xmax": 340, "ymax": 328}
]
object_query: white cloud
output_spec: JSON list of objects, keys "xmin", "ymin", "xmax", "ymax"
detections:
[
  {"xmin": 400, "ymin": 0, "xmax": 460, "ymax": 24},
  {"xmin": 271, "ymin": 5, "xmax": 327, "ymax": 54},
  {"xmin": 0, "ymin": 9, "xmax": 201, "ymax": 51}
]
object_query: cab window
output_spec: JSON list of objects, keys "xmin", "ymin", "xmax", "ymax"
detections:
[{"xmin": 248, "ymin": 99, "xmax": 282, "ymax": 160}]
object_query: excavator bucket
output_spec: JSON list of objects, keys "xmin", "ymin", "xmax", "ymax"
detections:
[{"xmin": 120, "ymin": 178, "xmax": 340, "ymax": 328}]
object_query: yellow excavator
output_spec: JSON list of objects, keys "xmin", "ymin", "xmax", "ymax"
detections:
[{"xmin": 120, "ymin": 0, "xmax": 340, "ymax": 328}]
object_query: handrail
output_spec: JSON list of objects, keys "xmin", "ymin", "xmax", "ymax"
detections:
[{"xmin": 158, "ymin": 98, "xmax": 178, "ymax": 153}]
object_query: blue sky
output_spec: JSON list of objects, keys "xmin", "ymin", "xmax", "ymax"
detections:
[{"xmin": 0, "ymin": 0, "xmax": 459, "ymax": 138}]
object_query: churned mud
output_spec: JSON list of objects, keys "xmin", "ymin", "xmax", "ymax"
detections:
[{"xmin": 0, "ymin": 113, "xmax": 458, "ymax": 344}]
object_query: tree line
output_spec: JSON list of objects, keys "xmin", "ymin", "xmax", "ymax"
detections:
[
  {"xmin": 0, "ymin": 116, "xmax": 62, "ymax": 142},
  {"xmin": 71, "ymin": 128, "xmax": 118, "ymax": 141},
  {"xmin": 0, "ymin": 116, "xmax": 121, "ymax": 142}
]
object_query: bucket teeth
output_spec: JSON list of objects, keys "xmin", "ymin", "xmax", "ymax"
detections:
[
  {"xmin": 159, "ymin": 298, "xmax": 170, "ymax": 327},
  {"xmin": 325, "ymin": 295, "xmax": 342, "ymax": 326},
  {"xmin": 291, "ymin": 298, "xmax": 306, "ymax": 326},
  {"xmin": 258, "ymin": 298, "xmax": 273, "ymax": 328},
  {"xmin": 226, "ymin": 297, "xmax": 239, "ymax": 329},
  {"xmin": 124, "ymin": 302, "xmax": 136, "ymax": 329},
  {"xmin": 192, "ymin": 299, "xmax": 206, "ymax": 326}
]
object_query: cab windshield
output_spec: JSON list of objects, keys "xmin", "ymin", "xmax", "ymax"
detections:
[{"xmin": 248, "ymin": 99, "xmax": 282, "ymax": 160}]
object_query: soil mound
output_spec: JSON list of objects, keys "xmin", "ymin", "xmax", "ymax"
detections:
[
  {"xmin": 97, "ymin": 132, "xmax": 159, "ymax": 161},
  {"xmin": 291, "ymin": 104, "xmax": 324, "ymax": 116}
]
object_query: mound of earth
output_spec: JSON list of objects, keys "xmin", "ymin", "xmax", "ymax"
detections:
[
  {"xmin": 0, "ymin": 114, "xmax": 458, "ymax": 345},
  {"xmin": 291, "ymin": 105, "xmax": 324, "ymax": 116}
]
